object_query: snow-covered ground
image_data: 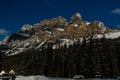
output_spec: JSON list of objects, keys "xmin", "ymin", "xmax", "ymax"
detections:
[
  {"xmin": 16, "ymin": 75, "xmax": 47, "ymax": 80},
  {"xmin": 15, "ymin": 75, "xmax": 117, "ymax": 80},
  {"xmin": 16, "ymin": 75, "xmax": 74, "ymax": 80}
]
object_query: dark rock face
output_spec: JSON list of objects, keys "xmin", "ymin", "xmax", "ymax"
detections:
[
  {"xmin": 70, "ymin": 12, "xmax": 82, "ymax": 24},
  {"xmin": 7, "ymin": 33, "xmax": 30, "ymax": 42}
]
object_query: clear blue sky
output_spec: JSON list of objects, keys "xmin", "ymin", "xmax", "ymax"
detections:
[{"xmin": 0, "ymin": 0, "xmax": 120, "ymax": 40}]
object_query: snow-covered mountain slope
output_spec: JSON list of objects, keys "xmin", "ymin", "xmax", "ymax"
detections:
[
  {"xmin": 95, "ymin": 31, "xmax": 120, "ymax": 39},
  {"xmin": 1, "ymin": 12, "xmax": 120, "ymax": 56},
  {"xmin": 1, "ymin": 31, "xmax": 120, "ymax": 56}
]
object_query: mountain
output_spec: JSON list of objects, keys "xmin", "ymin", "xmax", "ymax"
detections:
[
  {"xmin": 0, "ymin": 12, "xmax": 120, "ymax": 77},
  {"xmin": 0, "ymin": 12, "xmax": 119, "ymax": 56}
]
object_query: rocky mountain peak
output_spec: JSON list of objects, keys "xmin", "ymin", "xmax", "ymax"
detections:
[
  {"xmin": 40, "ymin": 19, "xmax": 48, "ymax": 26},
  {"xmin": 39, "ymin": 16, "xmax": 68, "ymax": 29},
  {"xmin": 49, "ymin": 16, "xmax": 68, "ymax": 28},
  {"xmin": 98, "ymin": 22, "xmax": 105, "ymax": 27},
  {"xmin": 75, "ymin": 12, "xmax": 82, "ymax": 18},
  {"xmin": 70, "ymin": 12, "xmax": 82, "ymax": 24},
  {"xmin": 19, "ymin": 24, "xmax": 32, "ymax": 34},
  {"xmin": 90, "ymin": 21, "xmax": 105, "ymax": 27},
  {"xmin": 88, "ymin": 21, "xmax": 106, "ymax": 34},
  {"xmin": 1, "ymin": 12, "xmax": 118, "ymax": 56}
]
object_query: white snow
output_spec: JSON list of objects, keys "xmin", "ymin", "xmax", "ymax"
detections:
[
  {"xmin": 15, "ymin": 75, "xmax": 118, "ymax": 80},
  {"xmin": 94, "ymin": 34, "xmax": 103, "ymax": 39},
  {"xmin": 35, "ymin": 42, "xmax": 45, "ymax": 49},
  {"xmin": 35, "ymin": 39, "xmax": 47, "ymax": 49},
  {"xmin": 75, "ymin": 13, "xmax": 81, "ymax": 18},
  {"xmin": 21, "ymin": 24, "xmax": 32, "ymax": 31},
  {"xmin": 57, "ymin": 28, "xmax": 64, "ymax": 31},
  {"xmin": 5, "ymin": 46, "xmax": 18, "ymax": 54},
  {"xmin": 18, "ymin": 33, "xmax": 30, "ymax": 37},
  {"xmin": 86, "ymin": 22, "xmax": 90, "ymax": 25},
  {"xmin": 21, "ymin": 27, "xmax": 26, "ymax": 30},
  {"xmin": 5, "ymin": 50, "xmax": 11, "ymax": 54},
  {"xmin": 59, "ymin": 39, "xmax": 73, "ymax": 47},
  {"xmin": 52, "ymin": 39, "xmax": 73, "ymax": 49},
  {"xmin": 12, "ymin": 44, "xmax": 16, "ymax": 47},
  {"xmin": 105, "ymin": 32, "xmax": 120, "ymax": 39},
  {"xmin": 36, "ymin": 39, "xmax": 40, "ymax": 42},
  {"xmin": 95, "ymin": 31, "xmax": 120, "ymax": 39},
  {"xmin": 8, "ymin": 48, "xmax": 25, "ymax": 56},
  {"xmin": 45, "ymin": 31, "xmax": 51, "ymax": 34},
  {"xmin": 70, "ymin": 24, "xmax": 78, "ymax": 27},
  {"xmin": 34, "ymin": 23, "xmax": 41, "ymax": 26},
  {"xmin": 24, "ymin": 42, "xmax": 30, "ymax": 48},
  {"xmin": 23, "ymin": 24, "xmax": 32, "ymax": 28},
  {"xmin": 45, "ymin": 31, "xmax": 120, "ymax": 50},
  {"xmin": 15, "ymin": 75, "xmax": 76, "ymax": 80},
  {"xmin": 16, "ymin": 76, "xmax": 34, "ymax": 80}
]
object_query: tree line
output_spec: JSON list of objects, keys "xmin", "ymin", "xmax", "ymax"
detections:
[{"xmin": 1, "ymin": 37, "xmax": 120, "ymax": 78}]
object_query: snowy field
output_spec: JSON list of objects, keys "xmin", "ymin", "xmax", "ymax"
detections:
[
  {"xmin": 15, "ymin": 75, "xmax": 118, "ymax": 80},
  {"xmin": 0, "ymin": 75, "xmax": 118, "ymax": 80},
  {"xmin": 16, "ymin": 75, "xmax": 47, "ymax": 80},
  {"xmin": 16, "ymin": 75, "xmax": 74, "ymax": 80}
]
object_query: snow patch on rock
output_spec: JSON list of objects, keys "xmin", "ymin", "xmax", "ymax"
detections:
[{"xmin": 57, "ymin": 28, "xmax": 64, "ymax": 31}]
